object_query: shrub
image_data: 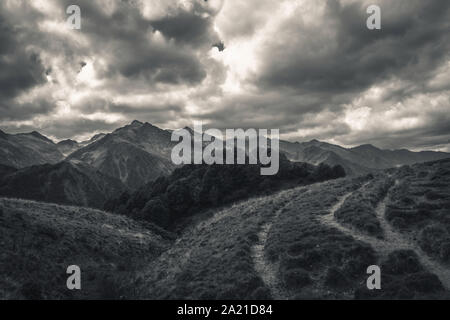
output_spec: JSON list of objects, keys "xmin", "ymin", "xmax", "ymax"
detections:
[
  {"xmin": 403, "ymin": 272, "xmax": 444, "ymax": 294},
  {"xmin": 419, "ymin": 224, "xmax": 449, "ymax": 256},
  {"xmin": 98, "ymin": 275, "xmax": 127, "ymax": 300},
  {"xmin": 382, "ymin": 250, "xmax": 424, "ymax": 276},
  {"xmin": 140, "ymin": 197, "xmax": 170, "ymax": 228},
  {"xmin": 20, "ymin": 282, "xmax": 43, "ymax": 300},
  {"xmin": 251, "ymin": 286, "xmax": 272, "ymax": 300},
  {"xmin": 439, "ymin": 241, "xmax": 450, "ymax": 262},
  {"xmin": 283, "ymin": 268, "xmax": 312, "ymax": 289},
  {"xmin": 324, "ymin": 267, "xmax": 350, "ymax": 289}
]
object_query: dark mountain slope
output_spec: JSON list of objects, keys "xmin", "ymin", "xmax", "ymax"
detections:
[
  {"xmin": 0, "ymin": 131, "xmax": 64, "ymax": 168},
  {"xmin": 67, "ymin": 121, "xmax": 176, "ymax": 189},
  {"xmin": 0, "ymin": 161, "xmax": 126, "ymax": 208},
  {"xmin": 0, "ymin": 164, "xmax": 17, "ymax": 178},
  {"xmin": 56, "ymin": 133, "xmax": 107, "ymax": 157}
]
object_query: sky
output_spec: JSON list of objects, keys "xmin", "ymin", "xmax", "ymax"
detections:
[{"xmin": 0, "ymin": 0, "xmax": 449, "ymax": 151}]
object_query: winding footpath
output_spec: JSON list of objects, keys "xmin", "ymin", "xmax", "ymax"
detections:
[
  {"xmin": 250, "ymin": 187, "xmax": 309, "ymax": 300},
  {"xmin": 320, "ymin": 185, "xmax": 450, "ymax": 290},
  {"xmin": 251, "ymin": 204, "xmax": 290, "ymax": 300}
]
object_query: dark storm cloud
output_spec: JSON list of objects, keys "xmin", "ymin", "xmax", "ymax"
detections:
[
  {"xmin": 257, "ymin": 0, "xmax": 450, "ymax": 95},
  {"xmin": 1, "ymin": 98, "xmax": 55, "ymax": 122},
  {"xmin": 0, "ymin": 5, "xmax": 46, "ymax": 100},
  {"xmin": 0, "ymin": 2, "xmax": 55, "ymax": 122},
  {"xmin": 41, "ymin": 118, "xmax": 121, "ymax": 140},
  {"xmin": 109, "ymin": 103, "xmax": 183, "ymax": 115},
  {"xmin": 0, "ymin": 0, "xmax": 224, "ymax": 129},
  {"xmin": 0, "ymin": 0, "xmax": 449, "ymax": 152},
  {"xmin": 150, "ymin": 9, "xmax": 217, "ymax": 46},
  {"xmin": 193, "ymin": 91, "xmax": 348, "ymax": 133},
  {"xmin": 57, "ymin": 0, "xmax": 217, "ymax": 84}
]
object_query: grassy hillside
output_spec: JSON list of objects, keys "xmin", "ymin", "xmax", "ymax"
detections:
[
  {"xmin": 0, "ymin": 198, "xmax": 171, "ymax": 299},
  {"xmin": 129, "ymin": 160, "xmax": 450, "ymax": 300},
  {"xmin": 386, "ymin": 159, "xmax": 450, "ymax": 264},
  {"xmin": 2, "ymin": 158, "xmax": 449, "ymax": 300},
  {"xmin": 334, "ymin": 174, "xmax": 394, "ymax": 238}
]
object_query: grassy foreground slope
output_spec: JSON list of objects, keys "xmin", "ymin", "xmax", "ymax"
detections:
[
  {"xmin": 0, "ymin": 198, "xmax": 171, "ymax": 299},
  {"xmin": 133, "ymin": 160, "xmax": 450, "ymax": 300},
  {"xmin": 266, "ymin": 173, "xmax": 449, "ymax": 299},
  {"xmin": 131, "ymin": 176, "xmax": 375, "ymax": 299}
]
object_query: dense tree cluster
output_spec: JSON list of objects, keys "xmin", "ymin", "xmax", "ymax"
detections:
[{"xmin": 105, "ymin": 155, "xmax": 346, "ymax": 229}]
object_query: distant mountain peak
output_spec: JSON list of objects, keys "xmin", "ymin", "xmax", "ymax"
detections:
[
  {"xmin": 131, "ymin": 120, "xmax": 143, "ymax": 126},
  {"xmin": 142, "ymin": 122, "xmax": 161, "ymax": 130},
  {"xmin": 352, "ymin": 144, "xmax": 381, "ymax": 151},
  {"xmin": 27, "ymin": 131, "xmax": 54, "ymax": 144},
  {"xmin": 57, "ymin": 139, "xmax": 78, "ymax": 146}
]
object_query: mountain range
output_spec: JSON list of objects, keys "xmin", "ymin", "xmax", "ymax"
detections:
[
  {"xmin": 0, "ymin": 130, "xmax": 64, "ymax": 168},
  {"xmin": 0, "ymin": 121, "xmax": 449, "ymax": 209},
  {"xmin": 279, "ymin": 139, "xmax": 450, "ymax": 175}
]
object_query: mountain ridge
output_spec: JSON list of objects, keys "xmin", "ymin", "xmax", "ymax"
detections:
[
  {"xmin": 2, "ymin": 121, "xmax": 449, "ymax": 184},
  {"xmin": 66, "ymin": 121, "xmax": 176, "ymax": 189},
  {"xmin": 279, "ymin": 138, "xmax": 450, "ymax": 175},
  {"xmin": 0, "ymin": 161, "xmax": 126, "ymax": 208}
]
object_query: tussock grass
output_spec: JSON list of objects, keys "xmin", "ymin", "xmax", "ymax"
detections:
[
  {"xmin": 355, "ymin": 250, "xmax": 448, "ymax": 299},
  {"xmin": 334, "ymin": 175, "xmax": 394, "ymax": 238},
  {"xmin": 265, "ymin": 177, "xmax": 378, "ymax": 299},
  {"xmin": 131, "ymin": 193, "xmax": 289, "ymax": 299},
  {"xmin": 0, "ymin": 198, "xmax": 170, "ymax": 299},
  {"xmin": 387, "ymin": 159, "xmax": 450, "ymax": 264}
]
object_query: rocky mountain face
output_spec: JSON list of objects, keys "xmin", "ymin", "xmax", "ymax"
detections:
[
  {"xmin": 0, "ymin": 161, "xmax": 126, "ymax": 209},
  {"xmin": 56, "ymin": 139, "xmax": 79, "ymax": 157},
  {"xmin": 0, "ymin": 130, "xmax": 64, "ymax": 168},
  {"xmin": 67, "ymin": 121, "xmax": 176, "ymax": 189},
  {"xmin": 56, "ymin": 133, "xmax": 107, "ymax": 157},
  {"xmin": 279, "ymin": 139, "xmax": 450, "ymax": 175}
]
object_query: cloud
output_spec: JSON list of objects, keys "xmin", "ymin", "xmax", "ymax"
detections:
[
  {"xmin": 0, "ymin": 0, "xmax": 449, "ymax": 153},
  {"xmin": 208, "ymin": 0, "xmax": 450, "ymax": 150},
  {"xmin": 0, "ymin": 4, "xmax": 47, "ymax": 100}
]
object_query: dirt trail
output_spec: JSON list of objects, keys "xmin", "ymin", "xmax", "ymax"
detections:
[
  {"xmin": 249, "ymin": 187, "xmax": 311, "ymax": 300},
  {"xmin": 251, "ymin": 204, "xmax": 290, "ymax": 300},
  {"xmin": 375, "ymin": 197, "xmax": 450, "ymax": 290},
  {"xmin": 320, "ymin": 186, "xmax": 450, "ymax": 290}
]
